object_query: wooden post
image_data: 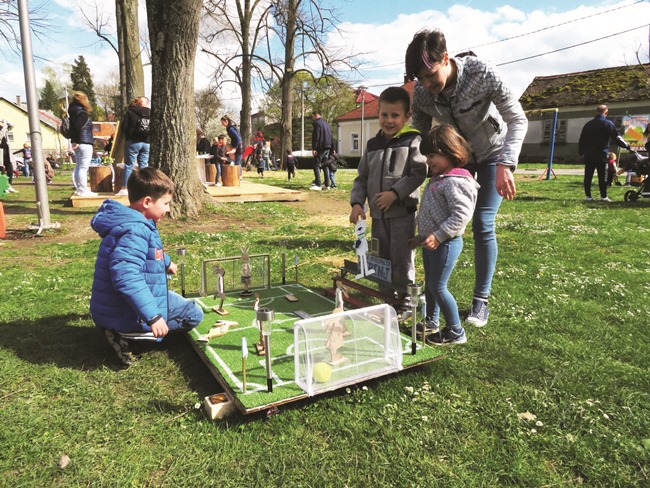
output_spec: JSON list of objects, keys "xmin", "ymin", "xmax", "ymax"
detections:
[{"xmin": 205, "ymin": 163, "xmax": 216, "ymax": 184}]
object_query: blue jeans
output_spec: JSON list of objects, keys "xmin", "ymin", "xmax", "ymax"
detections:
[
  {"xmin": 233, "ymin": 152, "xmax": 242, "ymax": 176},
  {"xmin": 123, "ymin": 140, "xmax": 150, "ymax": 186},
  {"xmin": 473, "ymin": 160, "xmax": 502, "ymax": 299},
  {"xmin": 73, "ymin": 143, "xmax": 93, "ymax": 193},
  {"xmin": 23, "ymin": 160, "xmax": 31, "ymax": 177},
  {"xmin": 422, "ymin": 236, "xmax": 463, "ymax": 334},
  {"xmin": 166, "ymin": 290, "xmax": 204, "ymax": 332}
]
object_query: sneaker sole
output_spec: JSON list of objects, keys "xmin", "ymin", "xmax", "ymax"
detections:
[
  {"xmin": 465, "ymin": 317, "xmax": 487, "ymax": 327},
  {"xmin": 426, "ymin": 336, "xmax": 467, "ymax": 346}
]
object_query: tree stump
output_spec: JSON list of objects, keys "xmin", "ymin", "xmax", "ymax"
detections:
[
  {"xmin": 89, "ymin": 166, "xmax": 113, "ymax": 193},
  {"xmin": 205, "ymin": 163, "xmax": 216, "ymax": 184},
  {"xmin": 222, "ymin": 164, "xmax": 240, "ymax": 187}
]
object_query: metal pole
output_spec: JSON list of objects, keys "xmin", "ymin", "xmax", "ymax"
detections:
[
  {"xmin": 18, "ymin": 0, "xmax": 60, "ymax": 233},
  {"xmin": 300, "ymin": 84, "xmax": 305, "ymax": 154},
  {"xmin": 360, "ymin": 87, "xmax": 366, "ymax": 157},
  {"xmin": 547, "ymin": 109, "xmax": 558, "ymax": 180}
]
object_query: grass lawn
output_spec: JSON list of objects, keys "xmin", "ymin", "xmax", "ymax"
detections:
[{"xmin": 0, "ymin": 166, "xmax": 649, "ymax": 486}]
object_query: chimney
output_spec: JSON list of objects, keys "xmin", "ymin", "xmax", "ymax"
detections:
[{"xmin": 16, "ymin": 95, "xmax": 21, "ymax": 106}]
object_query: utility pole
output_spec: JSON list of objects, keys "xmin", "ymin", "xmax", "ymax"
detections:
[
  {"xmin": 359, "ymin": 86, "xmax": 366, "ymax": 157},
  {"xmin": 18, "ymin": 0, "xmax": 60, "ymax": 234}
]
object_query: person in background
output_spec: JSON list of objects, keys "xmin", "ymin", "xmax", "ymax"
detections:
[
  {"xmin": 117, "ymin": 96, "xmax": 151, "ymax": 197},
  {"xmin": 607, "ymin": 152, "xmax": 618, "ymax": 186},
  {"xmin": 579, "ymin": 104, "xmax": 631, "ymax": 202},
  {"xmin": 209, "ymin": 135, "xmax": 228, "ymax": 186},
  {"xmin": 69, "ymin": 91, "xmax": 97, "ymax": 197},
  {"xmin": 285, "ymin": 149, "xmax": 297, "ymax": 181},
  {"xmin": 0, "ymin": 120, "xmax": 18, "ymax": 193},
  {"xmin": 196, "ymin": 129, "xmax": 211, "ymax": 155},
  {"xmin": 14, "ymin": 143, "xmax": 32, "ymax": 177},
  {"xmin": 311, "ymin": 110, "xmax": 334, "ymax": 190},
  {"xmin": 405, "ymin": 28, "xmax": 528, "ymax": 327},
  {"xmin": 221, "ymin": 115, "xmax": 243, "ymax": 177}
]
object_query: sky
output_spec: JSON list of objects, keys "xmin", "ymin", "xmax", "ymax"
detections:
[{"xmin": 1, "ymin": 0, "xmax": 649, "ymax": 115}]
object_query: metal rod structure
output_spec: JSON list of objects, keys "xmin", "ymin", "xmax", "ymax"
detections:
[{"xmin": 407, "ymin": 283, "xmax": 422, "ymax": 355}]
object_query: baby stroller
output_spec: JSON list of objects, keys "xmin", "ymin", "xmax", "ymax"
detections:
[{"xmin": 624, "ymin": 151, "xmax": 650, "ymax": 202}]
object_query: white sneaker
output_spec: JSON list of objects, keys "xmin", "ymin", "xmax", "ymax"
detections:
[
  {"xmin": 6, "ymin": 186, "xmax": 18, "ymax": 193},
  {"xmin": 599, "ymin": 197, "xmax": 612, "ymax": 202},
  {"xmin": 309, "ymin": 185, "xmax": 322, "ymax": 191},
  {"xmin": 585, "ymin": 196, "xmax": 594, "ymax": 202},
  {"xmin": 114, "ymin": 188, "xmax": 129, "ymax": 196},
  {"xmin": 216, "ymin": 182, "xmax": 222, "ymax": 187},
  {"xmin": 75, "ymin": 190, "xmax": 98, "ymax": 197}
]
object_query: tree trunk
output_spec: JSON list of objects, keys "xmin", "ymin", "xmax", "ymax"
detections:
[
  {"xmin": 115, "ymin": 0, "xmax": 127, "ymax": 110},
  {"xmin": 239, "ymin": 16, "xmax": 252, "ymax": 146},
  {"xmin": 280, "ymin": 1, "xmax": 297, "ymax": 163},
  {"xmin": 146, "ymin": 0, "xmax": 210, "ymax": 218},
  {"xmin": 123, "ymin": 0, "xmax": 145, "ymax": 100}
]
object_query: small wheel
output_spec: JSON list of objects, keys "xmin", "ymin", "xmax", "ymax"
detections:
[{"xmin": 624, "ymin": 190, "xmax": 638, "ymax": 202}]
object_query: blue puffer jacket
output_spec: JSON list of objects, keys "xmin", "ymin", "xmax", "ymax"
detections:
[{"xmin": 90, "ymin": 199, "xmax": 171, "ymax": 332}]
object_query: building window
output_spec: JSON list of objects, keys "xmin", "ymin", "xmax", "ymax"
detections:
[
  {"xmin": 7, "ymin": 131, "xmax": 14, "ymax": 143},
  {"xmin": 351, "ymin": 133, "xmax": 359, "ymax": 151},
  {"xmin": 542, "ymin": 118, "xmax": 567, "ymax": 144}
]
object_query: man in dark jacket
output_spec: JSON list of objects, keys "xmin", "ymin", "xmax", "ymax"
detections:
[
  {"xmin": 117, "ymin": 96, "xmax": 151, "ymax": 196},
  {"xmin": 311, "ymin": 111, "xmax": 334, "ymax": 190},
  {"xmin": 578, "ymin": 104, "xmax": 631, "ymax": 202}
]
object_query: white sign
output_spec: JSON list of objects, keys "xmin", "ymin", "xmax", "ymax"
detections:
[{"xmin": 367, "ymin": 255, "xmax": 391, "ymax": 282}]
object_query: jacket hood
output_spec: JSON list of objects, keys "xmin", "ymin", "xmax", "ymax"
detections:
[{"xmin": 91, "ymin": 199, "xmax": 155, "ymax": 238}]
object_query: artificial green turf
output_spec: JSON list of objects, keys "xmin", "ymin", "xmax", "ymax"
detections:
[{"xmin": 188, "ymin": 283, "xmax": 443, "ymax": 411}]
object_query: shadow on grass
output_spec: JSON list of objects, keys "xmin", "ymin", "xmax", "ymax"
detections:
[
  {"xmin": 0, "ymin": 314, "xmax": 116, "ymax": 370},
  {"xmin": 0, "ymin": 314, "xmax": 227, "ymax": 396}
]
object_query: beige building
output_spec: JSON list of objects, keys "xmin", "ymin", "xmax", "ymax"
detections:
[
  {"xmin": 0, "ymin": 96, "xmax": 68, "ymax": 159},
  {"xmin": 334, "ymin": 82, "xmax": 414, "ymax": 158}
]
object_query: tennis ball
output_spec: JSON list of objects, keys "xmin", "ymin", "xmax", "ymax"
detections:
[{"xmin": 312, "ymin": 362, "xmax": 332, "ymax": 383}]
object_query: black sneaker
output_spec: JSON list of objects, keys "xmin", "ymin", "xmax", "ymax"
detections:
[
  {"xmin": 466, "ymin": 298, "xmax": 489, "ymax": 327},
  {"xmin": 426, "ymin": 328, "xmax": 467, "ymax": 346},
  {"xmin": 104, "ymin": 329, "xmax": 135, "ymax": 366},
  {"xmin": 416, "ymin": 319, "xmax": 440, "ymax": 337}
]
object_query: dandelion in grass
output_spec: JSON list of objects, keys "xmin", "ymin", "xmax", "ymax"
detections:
[
  {"xmin": 422, "ymin": 416, "xmax": 429, "ymax": 422},
  {"xmin": 536, "ymin": 421, "xmax": 543, "ymax": 427}
]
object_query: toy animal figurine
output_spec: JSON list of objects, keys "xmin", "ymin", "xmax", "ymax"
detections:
[
  {"xmin": 333, "ymin": 283, "xmax": 351, "ymax": 337},
  {"xmin": 212, "ymin": 265, "xmax": 228, "ymax": 315},
  {"xmin": 240, "ymin": 246, "xmax": 252, "ymax": 296},
  {"xmin": 354, "ymin": 218, "xmax": 375, "ymax": 279}
]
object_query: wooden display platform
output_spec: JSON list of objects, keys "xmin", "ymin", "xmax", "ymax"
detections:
[
  {"xmin": 206, "ymin": 179, "xmax": 306, "ymax": 203},
  {"xmin": 186, "ymin": 283, "xmax": 444, "ymax": 416},
  {"xmin": 70, "ymin": 180, "xmax": 305, "ymax": 208}
]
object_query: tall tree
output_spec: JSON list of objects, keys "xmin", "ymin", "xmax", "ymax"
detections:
[
  {"xmin": 201, "ymin": 0, "xmax": 273, "ymax": 145},
  {"xmin": 78, "ymin": 0, "xmax": 145, "ymax": 108},
  {"xmin": 265, "ymin": 0, "xmax": 358, "ymax": 162},
  {"xmin": 146, "ymin": 0, "xmax": 210, "ymax": 218},
  {"xmin": 95, "ymin": 72, "xmax": 123, "ymax": 121},
  {"xmin": 0, "ymin": 0, "xmax": 48, "ymax": 55},
  {"xmin": 116, "ymin": 0, "xmax": 145, "ymax": 101},
  {"xmin": 39, "ymin": 80, "xmax": 60, "ymax": 112},
  {"xmin": 195, "ymin": 86, "xmax": 223, "ymax": 132},
  {"xmin": 70, "ymin": 56, "xmax": 97, "ymax": 103}
]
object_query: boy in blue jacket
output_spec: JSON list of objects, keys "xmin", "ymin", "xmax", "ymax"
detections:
[{"xmin": 90, "ymin": 168, "xmax": 204, "ymax": 365}]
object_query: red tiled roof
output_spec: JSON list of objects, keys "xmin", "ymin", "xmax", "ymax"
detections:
[{"xmin": 336, "ymin": 81, "xmax": 415, "ymax": 122}]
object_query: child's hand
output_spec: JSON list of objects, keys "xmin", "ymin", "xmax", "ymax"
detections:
[
  {"xmin": 420, "ymin": 234, "xmax": 440, "ymax": 250},
  {"xmin": 167, "ymin": 262, "xmax": 178, "ymax": 275},
  {"xmin": 150, "ymin": 317, "xmax": 169, "ymax": 338},
  {"xmin": 349, "ymin": 204, "xmax": 366, "ymax": 224},
  {"xmin": 375, "ymin": 191, "xmax": 397, "ymax": 211},
  {"xmin": 407, "ymin": 236, "xmax": 424, "ymax": 249}
]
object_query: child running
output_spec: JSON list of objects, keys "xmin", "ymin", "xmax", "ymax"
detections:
[{"xmin": 408, "ymin": 124, "xmax": 479, "ymax": 345}]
